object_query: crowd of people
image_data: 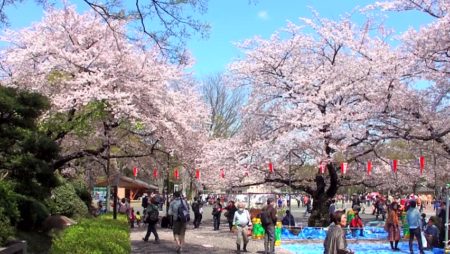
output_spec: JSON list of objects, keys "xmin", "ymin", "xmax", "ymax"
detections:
[
  {"xmin": 324, "ymin": 193, "xmax": 449, "ymax": 254},
  {"xmin": 108, "ymin": 190, "xmax": 449, "ymax": 254},
  {"xmin": 134, "ymin": 192, "xmax": 282, "ymax": 254}
]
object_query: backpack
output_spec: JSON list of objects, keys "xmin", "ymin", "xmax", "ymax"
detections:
[
  {"xmin": 142, "ymin": 196, "xmax": 148, "ymax": 208},
  {"xmin": 177, "ymin": 200, "xmax": 190, "ymax": 223},
  {"xmin": 145, "ymin": 206, "xmax": 159, "ymax": 223},
  {"xmin": 119, "ymin": 202, "xmax": 128, "ymax": 214},
  {"xmin": 260, "ymin": 208, "xmax": 272, "ymax": 226}
]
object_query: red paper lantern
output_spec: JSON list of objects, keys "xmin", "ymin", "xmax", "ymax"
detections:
[
  {"xmin": 153, "ymin": 168, "xmax": 158, "ymax": 178},
  {"xmin": 133, "ymin": 167, "xmax": 138, "ymax": 177},
  {"xmin": 392, "ymin": 160, "xmax": 398, "ymax": 173},
  {"xmin": 220, "ymin": 168, "xmax": 225, "ymax": 178},
  {"xmin": 367, "ymin": 160, "xmax": 372, "ymax": 176},
  {"xmin": 340, "ymin": 162, "xmax": 348, "ymax": 175},
  {"xmin": 268, "ymin": 162, "xmax": 274, "ymax": 173},
  {"xmin": 195, "ymin": 169, "xmax": 200, "ymax": 179},
  {"xmin": 319, "ymin": 163, "xmax": 326, "ymax": 174},
  {"xmin": 419, "ymin": 156, "xmax": 425, "ymax": 175},
  {"xmin": 174, "ymin": 168, "xmax": 179, "ymax": 180}
]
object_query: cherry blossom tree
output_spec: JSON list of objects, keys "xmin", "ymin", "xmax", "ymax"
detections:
[
  {"xmin": 0, "ymin": 0, "xmax": 209, "ymax": 60},
  {"xmin": 0, "ymin": 5, "xmax": 210, "ymax": 201},
  {"xmin": 199, "ymin": 14, "xmax": 419, "ymax": 226},
  {"xmin": 366, "ymin": 0, "xmax": 450, "ymax": 154}
]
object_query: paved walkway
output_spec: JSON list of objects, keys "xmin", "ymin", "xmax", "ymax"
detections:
[{"xmin": 131, "ymin": 223, "xmax": 292, "ymax": 254}]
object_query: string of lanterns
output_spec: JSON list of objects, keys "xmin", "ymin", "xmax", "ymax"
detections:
[{"xmin": 131, "ymin": 156, "xmax": 426, "ymax": 181}]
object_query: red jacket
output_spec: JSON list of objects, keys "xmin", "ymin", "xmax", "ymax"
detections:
[{"xmin": 350, "ymin": 216, "xmax": 363, "ymax": 228}]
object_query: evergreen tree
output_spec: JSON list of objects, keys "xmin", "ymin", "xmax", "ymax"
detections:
[{"xmin": 0, "ymin": 86, "xmax": 59, "ymax": 200}]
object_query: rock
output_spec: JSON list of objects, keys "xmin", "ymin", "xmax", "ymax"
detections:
[{"xmin": 41, "ymin": 215, "xmax": 77, "ymax": 233}]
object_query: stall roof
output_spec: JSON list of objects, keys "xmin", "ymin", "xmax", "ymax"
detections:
[{"xmin": 96, "ymin": 174, "xmax": 158, "ymax": 190}]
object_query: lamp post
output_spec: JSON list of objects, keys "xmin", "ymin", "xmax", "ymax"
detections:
[
  {"xmin": 165, "ymin": 152, "xmax": 170, "ymax": 216},
  {"xmin": 165, "ymin": 149, "xmax": 174, "ymax": 216},
  {"xmin": 288, "ymin": 150, "xmax": 292, "ymax": 212},
  {"xmin": 433, "ymin": 140, "xmax": 438, "ymax": 198}
]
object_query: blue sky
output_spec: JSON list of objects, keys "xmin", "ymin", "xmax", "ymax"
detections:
[{"xmin": 4, "ymin": 0, "xmax": 433, "ymax": 80}]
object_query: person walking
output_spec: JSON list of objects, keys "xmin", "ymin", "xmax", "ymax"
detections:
[
  {"xmin": 212, "ymin": 198, "xmax": 223, "ymax": 231},
  {"xmin": 168, "ymin": 191, "xmax": 190, "ymax": 253},
  {"xmin": 233, "ymin": 202, "xmax": 252, "ymax": 253},
  {"xmin": 385, "ymin": 201, "xmax": 401, "ymax": 251},
  {"xmin": 142, "ymin": 198, "xmax": 160, "ymax": 243},
  {"xmin": 323, "ymin": 210, "xmax": 354, "ymax": 254},
  {"xmin": 192, "ymin": 196, "xmax": 203, "ymax": 228},
  {"xmin": 303, "ymin": 195, "xmax": 311, "ymax": 216},
  {"xmin": 261, "ymin": 197, "xmax": 277, "ymax": 254},
  {"xmin": 225, "ymin": 200, "xmax": 238, "ymax": 232},
  {"xmin": 407, "ymin": 200, "xmax": 425, "ymax": 254}
]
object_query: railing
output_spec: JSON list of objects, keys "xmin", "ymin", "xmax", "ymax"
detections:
[{"xmin": 0, "ymin": 241, "xmax": 27, "ymax": 254}]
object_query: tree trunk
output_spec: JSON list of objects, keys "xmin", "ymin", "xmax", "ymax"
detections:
[{"xmin": 307, "ymin": 162, "xmax": 339, "ymax": 227}]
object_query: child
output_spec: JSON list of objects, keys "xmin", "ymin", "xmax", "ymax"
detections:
[
  {"xmin": 350, "ymin": 211, "xmax": 364, "ymax": 237},
  {"xmin": 136, "ymin": 211, "xmax": 142, "ymax": 227},
  {"xmin": 421, "ymin": 213, "xmax": 427, "ymax": 230},
  {"xmin": 129, "ymin": 208, "xmax": 136, "ymax": 228}
]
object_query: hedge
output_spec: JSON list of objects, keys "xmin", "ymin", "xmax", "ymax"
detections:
[
  {"xmin": 45, "ymin": 182, "xmax": 88, "ymax": 219},
  {"xmin": 50, "ymin": 214, "xmax": 130, "ymax": 254}
]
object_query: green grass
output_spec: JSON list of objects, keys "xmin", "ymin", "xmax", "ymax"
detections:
[{"xmin": 50, "ymin": 214, "xmax": 130, "ymax": 254}]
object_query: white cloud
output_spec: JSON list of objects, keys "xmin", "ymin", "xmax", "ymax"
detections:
[{"xmin": 257, "ymin": 10, "xmax": 269, "ymax": 20}]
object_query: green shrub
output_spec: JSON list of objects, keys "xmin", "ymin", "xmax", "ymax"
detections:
[
  {"xmin": 15, "ymin": 195, "xmax": 49, "ymax": 230},
  {"xmin": 45, "ymin": 183, "xmax": 88, "ymax": 218},
  {"xmin": 0, "ymin": 180, "xmax": 19, "ymax": 245},
  {"xmin": 71, "ymin": 179, "xmax": 92, "ymax": 210},
  {"xmin": 0, "ymin": 214, "xmax": 14, "ymax": 246},
  {"xmin": 51, "ymin": 214, "xmax": 130, "ymax": 254}
]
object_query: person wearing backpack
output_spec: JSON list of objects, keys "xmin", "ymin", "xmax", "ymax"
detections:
[
  {"xmin": 168, "ymin": 191, "xmax": 190, "ymax": 253},
  {"xmin": 261, "ymin": 197, "xmax": 277, "ymax": 254},
  {"xmin": 142, "ymin": 197, "xmax": 160, "ymax": 243}
]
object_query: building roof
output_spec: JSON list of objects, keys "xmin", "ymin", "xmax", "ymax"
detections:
[{"xmin": 96, "ymin": 174, "xmax": 158, "ymax": 190}]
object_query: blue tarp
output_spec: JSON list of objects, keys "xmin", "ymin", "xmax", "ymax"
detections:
[
  {"xmin": 281, "ymin": 227, "xmax": 389, "ymax": 240},
  {"xmin": 281, "ymin": 242, "xmax": 441, "ymax": 254}
]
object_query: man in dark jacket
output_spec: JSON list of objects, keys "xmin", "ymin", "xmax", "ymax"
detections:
[
  {"xmin": 262, "ymin": 197, "xmax": 277, "ymax": 254},
  {"xmin": 212, "ymin": 198, "xmax": 223, "ymax": 230},
  {"xmin": 192, "ymin": 196, "xmax": 203, "ymax": 228},
  {"xmin": 142, "ymin": 197, "xmax": 160, "ymax": 243}
]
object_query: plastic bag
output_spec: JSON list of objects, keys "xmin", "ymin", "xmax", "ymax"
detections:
[{"xmin": 421, "ymin": 231, "xmax": 427, "ymax": 248}]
